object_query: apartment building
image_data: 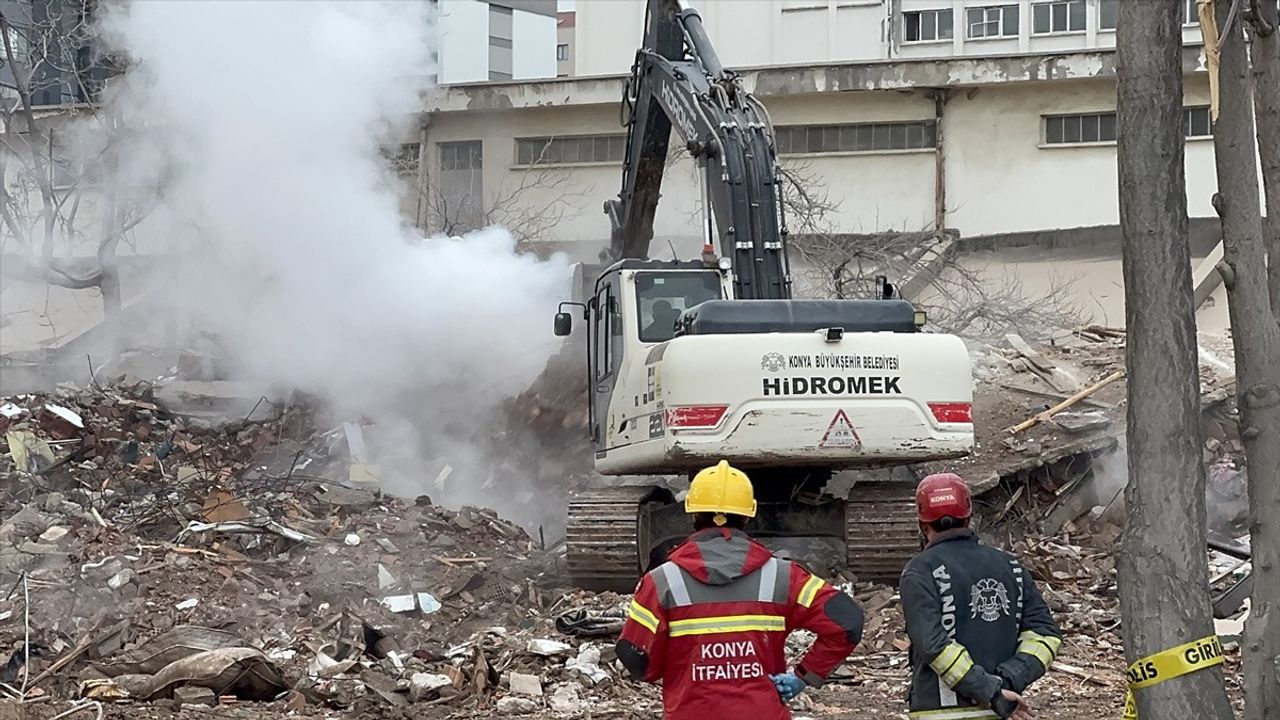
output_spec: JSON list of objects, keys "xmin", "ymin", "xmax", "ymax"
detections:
[{"xmin": 436, "ymin": 0, "xmax": 559, "ymax": 83}]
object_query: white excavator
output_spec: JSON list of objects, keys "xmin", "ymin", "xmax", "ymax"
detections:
[{"xmin": 553, "ymin": 0, "xmax": 974, "ymax": 591}]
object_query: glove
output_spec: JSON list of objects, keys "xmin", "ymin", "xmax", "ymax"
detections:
[
  {"xmin": 770, "ymin": 673, "xmax": 806, "ymax": 701},
  {"xmin": 990, "ymin": 688, "xmax": 1022, "ymax": 719}
]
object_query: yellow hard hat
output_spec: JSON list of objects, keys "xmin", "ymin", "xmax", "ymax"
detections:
[{"xmin": 685, "ymin": 460, "xmax": 757, "ymax": 525}]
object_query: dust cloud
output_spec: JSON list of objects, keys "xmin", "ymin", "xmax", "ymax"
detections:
[{"xmin": 92, "ymin": 2, "xmax": 573, "ymax": 523}]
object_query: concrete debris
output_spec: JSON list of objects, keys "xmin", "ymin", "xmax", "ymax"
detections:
[
  {"xmin": 548, "ymin": 681, "xmax": 585, "ymax": 713},
  {"xmin": 0, "ymin": 333, "xmax": 1248, "ymax": 718},
  {"xmin": 526, "ymin": 638, "xmax": 573, "ymax": 656},
  {"xmin": 507, "ymin": 671, "xmax": 543, "ymax": 696},
  {"xmin": 377, "ymin": 563, "xmax": 398, "ymax": 589},
  {"xmin": 496, "ymin": 695, "xmax": 539, "ymax": 714},
  {"xmin": 409, "ymin": 672, "xmax": 452, "ymax": 702}
]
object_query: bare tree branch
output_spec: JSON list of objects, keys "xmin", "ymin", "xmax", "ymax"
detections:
[
  {"xmin": 419, "ymin": 138, "xmax": 590, "ymax": 248},
  {"xmin": 779, "ymin": 160, "xmax": 1084, "ymax": 341}
]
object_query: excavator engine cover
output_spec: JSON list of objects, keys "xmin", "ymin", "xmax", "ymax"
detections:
[{"xmin": 676, "ymin": 299, "xmax": 920, "ymax": 336}]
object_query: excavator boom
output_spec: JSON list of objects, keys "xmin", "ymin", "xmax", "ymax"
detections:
[{"xmin": 604, "ymin": 0, "xmax": 790, "ymax": 300}]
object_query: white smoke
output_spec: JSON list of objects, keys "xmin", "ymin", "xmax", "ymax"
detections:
[{"xmin": 89, "ymin": 2, "xmax": 572, "ymax": 517}]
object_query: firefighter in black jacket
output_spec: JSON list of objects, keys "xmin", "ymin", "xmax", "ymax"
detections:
[{"xmin": 900, "ymin": 473, "xmax": 1062, "ymax": 720}]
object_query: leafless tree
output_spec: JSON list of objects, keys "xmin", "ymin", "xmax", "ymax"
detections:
[
  {"xmin": 0, "ymin": 2, "xmax": 145, "ymax": 328},
  {"xmin": 1210, "ymin": 0, "xmax": 1280, "ymax": 715},
  {"xmin": 1114, "ymin": 3, "xmax": 1236, "ymax": 719},
  {"xmin": 777, "ymin": 161, "xmax": 1083, "ymax": 341},
  {"xmin": 419, "ymin": 140, "xmax": 590, "ymax": 249}
]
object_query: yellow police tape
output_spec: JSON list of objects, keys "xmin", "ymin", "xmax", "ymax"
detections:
[{"xmin": 1121, "ymin": 635, "xmax": 1225, "ymax": 719}]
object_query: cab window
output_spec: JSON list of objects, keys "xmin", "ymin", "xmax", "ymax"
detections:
[{"xmin": 635, "ymin": 271, "xmax": 722, "ymax": 343}]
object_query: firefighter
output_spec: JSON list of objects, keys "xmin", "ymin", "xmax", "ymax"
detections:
[
  {"xmin": 616, "ymin": 460, "xmax": 865, "ymax": 720},
  {"xmin": 900, "ymin": 473, "xmax": 1063, "ymax": 720}
]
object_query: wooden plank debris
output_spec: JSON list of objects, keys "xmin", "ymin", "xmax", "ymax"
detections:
[{"xmin": 1007, "ymin": 371, "xmax": 1125, "ymax": 434}]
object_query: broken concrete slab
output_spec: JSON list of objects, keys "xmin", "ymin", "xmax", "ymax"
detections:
[
  {"xmin": 151, "ymin": 381, "xmax": 280, "ymax": 427},
  {"xmin": 508, "ymin": 672, "xmax": 542, "ymax": 697}
]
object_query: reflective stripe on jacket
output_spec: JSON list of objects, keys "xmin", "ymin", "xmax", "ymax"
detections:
[
  {"xmin": 900, "ymin": 528, "xmax": 1063, "ymax": 718},
  {"xmin": 616, "ymin": 528, "xmax": 865, "ymax": 720}
]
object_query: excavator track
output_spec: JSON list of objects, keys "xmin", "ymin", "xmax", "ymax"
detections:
[
  {"xmin": 845, "ymin": 480, "xmax": 920, "ymax": 584},
  {"xmin": 566, "ymin": 486, "xmax": 666, "ymax": 593}
]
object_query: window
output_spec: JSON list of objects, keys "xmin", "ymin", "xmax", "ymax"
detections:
[
  {"xmin": 1044, "ymin": 113, "xmax": 1116, "ymax": 144},
  {"xmin": 515, "ymin": 135, "xmax": 626, "ymax": 165},
  {"xmin": 1043, "ymin": 108, "xmax": 1213, "ymax": 145},
  {"xmin": 635, "ymin": 272, "xmax": 722, "ymax": 343},
  {"xmin": 594, "ymin": 285, "xmax": 614, "ymax": 381},
  {"xmin": 967, "ymin": 5, "xmax": 1019, "ymax": 39},
  {"xmin": 438, "ymin": 140, "xmax": 483, "ymax": 230},
  {"xmin": 1184, "ymin": 106, "xmax": 1213, "ymax": 138},
  {"xmin": 1099, "ymin": 0, "xmax": 1118, "ymax": 30},
  {"xmin": 1032, "ymin": 0, "xmax": 1085, "ymax": 34},
  {"xmin": 903, "ymin": 8, "xmax": 953, "ymax": 42},
  {"xmin": 489, "ymin": 4, "xmax": 513, "ymax": 79},
  {"xmin": 557, "ymin": 43, "xmax": 569, "ymax": 61},
  {"xmin": 774, "ymin": 121, "xmax": 937, "ymax": 154},
  {"xmin": 1182, "ymin": 0, "xmax": 1200, "ymax": 25}
]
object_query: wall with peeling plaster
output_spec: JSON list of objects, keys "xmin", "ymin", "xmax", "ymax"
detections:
[{"xmin": 414, "ymin": 70, "xmax": 1229, "ymax": 245}]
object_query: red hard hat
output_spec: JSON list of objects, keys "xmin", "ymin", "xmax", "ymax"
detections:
[{"xmin": 916, "ymin": 473, "xmax": 972, "ymax": 523}]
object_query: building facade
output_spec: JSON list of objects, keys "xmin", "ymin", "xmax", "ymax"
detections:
[
  {"xmin": 573, "ymin": 0, "xmax": 1206, "ymax": 75},
  {"xmin": 436, "ymin": 0, "xmax": 559, "ymax": 83},
  {"xmin": 409, "ymin": 0, "xmax": 1266, "ymax": 329},
  {"xmin": 557, "ymin": 11, "xmax": 575, "ymax": 77}
]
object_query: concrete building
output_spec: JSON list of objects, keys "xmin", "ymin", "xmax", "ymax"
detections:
[
  {"xmin": 436, "ymin": 0, "xmax": 559, "ymax": 83},
  {"xmin": 557, "ymin": 11, "xmax": 575, "ymax": 77},
  {"xmin": 573, "ymin": 0, "xmax": 1206, "ymax": 75},
  {"xmin": 410, "ymin": 0, "xmax": 1268, "ymax": 327}
]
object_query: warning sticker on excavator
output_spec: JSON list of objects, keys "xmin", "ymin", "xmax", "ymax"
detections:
[{"xmin": 819, "ymin": 409, "xmax": 862, "ymax": 449}]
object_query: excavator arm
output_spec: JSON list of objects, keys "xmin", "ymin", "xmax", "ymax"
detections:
[{"xmin": 603, "ymin": 0, "xmax": 791, "ymax": 300}]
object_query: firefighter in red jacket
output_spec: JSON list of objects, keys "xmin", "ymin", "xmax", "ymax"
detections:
[{"xmin": 616, "ymin": 460, "xmax": 865, "ymax": 720}]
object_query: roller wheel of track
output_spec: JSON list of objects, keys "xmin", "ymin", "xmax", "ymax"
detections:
[
  {"xmin": 566, "ymin": 486, "xmax": 664, "ymax": 593},
  {"xmin": 845, "ymin": 479, "xmax": 920, "ymax": 584}
]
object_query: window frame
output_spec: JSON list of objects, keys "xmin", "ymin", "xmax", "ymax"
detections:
[
  {"xmin": 902, "ymin": 8, "xmax": 954, "ymax": 43},
  {"xmin": 593, "ymin": 284, "xmax": 615, "ymax": 382},
  {"xmin": 1182, "ymin": 0, "xmax": 1200, "ymax": 26},
  {"xmin": 1183, "ymin": 106, "xmax": 1213, "ymax": 139},
  {"xmin": 513, "ymin": 134, "xmax": 627, "ymax": 167},
  {"xmin": 1042, "ymin": 108, "xmax": 1215, "ymax": 147},
  {"xmin": 774, "ymin": 121, "xmax": 938, "ymax": 155},
  {"xmin": 966, "ymin": 4, "xmax": 1020, "ymax": 40},
  {"xmin": 1098, "ymin": 0, "xmax": 1118, "ymax": 31},
  {"xmin": 1031, "ymin": 0, "xmax": 1086, "ymax": 35}
]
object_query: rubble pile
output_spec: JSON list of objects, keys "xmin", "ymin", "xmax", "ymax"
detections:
[
  {"xmin": 0, "ymin": 327, "xmax": 1251, "ymax": 719},
  {"xmin": 0, "ymin": 376, "xmax": 660, "ymax": 717},
  {"xmin": 495, "ymin": 342, "xmax": 593, "ymax": 496}
]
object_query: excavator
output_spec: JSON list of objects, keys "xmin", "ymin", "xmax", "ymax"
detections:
[{"xmin": 552, "ymin": 0, "xmax": 975, "ymax": 591}]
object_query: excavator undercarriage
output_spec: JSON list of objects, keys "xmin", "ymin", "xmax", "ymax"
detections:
[{"xmin": 566, "ymin": 478, "xmax": 920, "ymax": 592}]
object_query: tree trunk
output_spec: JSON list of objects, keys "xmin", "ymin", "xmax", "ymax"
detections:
[
  {"xmin": 1249, "ymin": 0, "xmax": 1280, "ymax": 316},
  {"xmin": 1214, "ymin": 3, "xmax": 1280, "ymax": 718},
  {"xmin": 1115, "ymin": 3, "xmax": 1237, "ymax": 719}
]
